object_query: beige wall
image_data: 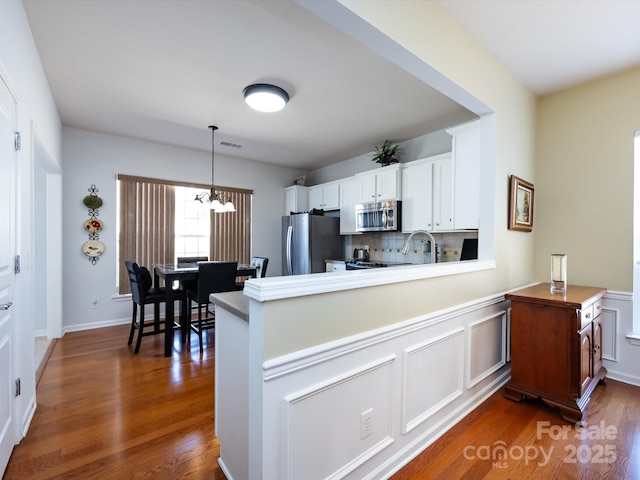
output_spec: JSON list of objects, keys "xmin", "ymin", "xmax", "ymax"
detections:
[
  {"xmin": 259, "ymin": 1, "xmax": 538, "ymax": 359},
  {"xmin": 535, "ymin": 67, "xmax": 640, "ymax": 291}
]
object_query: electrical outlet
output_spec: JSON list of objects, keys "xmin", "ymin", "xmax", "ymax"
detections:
[
  {"xmin": 91, "ymin": 296, "xmax": 99, "ymax": 309},
  {"xmin": 360, "ymin": 408, "xmax": 373, "ymax": 439}
]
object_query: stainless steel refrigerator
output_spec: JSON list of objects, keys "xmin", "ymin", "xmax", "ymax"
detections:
[{"xmin": 282, "ymin": 213, "xmax": 343, "ymax": 275}]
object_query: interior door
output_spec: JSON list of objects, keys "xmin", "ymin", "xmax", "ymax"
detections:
[{"xmin": 0, "ymin": 75, "xmax": 18, "ymax": 474}]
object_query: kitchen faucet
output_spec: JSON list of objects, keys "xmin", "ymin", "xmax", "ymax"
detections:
[{"xmin": 401, "ymin": 230, "xmax": 438, "ymax": 263}]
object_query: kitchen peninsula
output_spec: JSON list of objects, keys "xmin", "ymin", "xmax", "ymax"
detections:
[{"xmin": 210, "ymin": 259, "xmax": 509, "ymax": 480}]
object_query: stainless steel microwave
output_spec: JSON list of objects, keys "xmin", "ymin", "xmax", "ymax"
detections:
[{"xmin": 355, "ymin": 200, "xmax": 401, "ymax": 232}]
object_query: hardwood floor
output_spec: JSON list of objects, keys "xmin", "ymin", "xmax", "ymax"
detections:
[
  {"xmin": 4, "ymin": 324, "xmax": 225, "ymax": 479},
  {"xmin": 392, "ymin": 378, "xmax": 640, "ymax": 480},
  {"xmin": 5, "ymin": 324, "xmax": 639, "ymax": 479}
]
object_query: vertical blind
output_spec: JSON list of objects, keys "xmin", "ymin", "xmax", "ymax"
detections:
[
  {"xmin": 210, "ymin": 188, "xmax": 252, "ymax": 264},
  {"xmin": 117, "ymin": 174, "xmax": 252, "ymax": 295},
  {"xmin": 118, "ymin": 176, "xmax": 176, "ymax": 294}
]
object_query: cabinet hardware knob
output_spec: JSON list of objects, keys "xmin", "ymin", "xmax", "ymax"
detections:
[
  {"xmin": 0, "ymin": 302, "xmax": 12, "ymax": 310},
  {"xmin": 585, "ymin": 313, "xmax": 591, "ymax": 319},
  {"xmin": 597, "ymin": 305, "xmax": 602, "ymax": 310}
]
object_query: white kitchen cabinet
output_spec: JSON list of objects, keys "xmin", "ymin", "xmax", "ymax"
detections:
[
  {"xmin": 433, "ymin": 156, "xmax": 454, "ymax": 231},
  {"xmin": 325, "ymin": 259, "xmax": 347, "ymax": 272},
  {"xmin": 401, "ymin": 158, "xmax": 434, "ymax": 232},
  {"xmin": 357, "ymin": 164, "xmax": 400, "ymax": 203},
  {"xmin": 309, "ymin": 181, "xmax": 340, "ymax": 210},
  {"xmin": 401, "ymin": 153, "xmax": 452, "ymax": 232},
  {"xmin": 284, "ymin": 185, "xmax": 309, "ymax": 215},
  {"xmin": 447, "ymin": 120, "xmax": 480, "ymax": 229},
  {"xmin": 339, "ymin": 177, "xmax": 361, "ymax": 234}
]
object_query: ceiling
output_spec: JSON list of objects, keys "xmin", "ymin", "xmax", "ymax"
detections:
[
  {"xmin": 440, "ymin": 0, "xmax": 640, "ymax": 96},
  {"xmin": 22, "ymin": 0, "xmax": 640, "ymax": 171}
]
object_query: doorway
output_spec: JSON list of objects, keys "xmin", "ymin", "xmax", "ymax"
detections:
[{"xmin": 32, "ymin": 133, "xmax": 62, "ymax": 375}]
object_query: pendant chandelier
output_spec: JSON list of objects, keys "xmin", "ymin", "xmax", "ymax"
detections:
[{"xmin": 194, "ymin": 125, "xmax": 235, "ymax": 212}]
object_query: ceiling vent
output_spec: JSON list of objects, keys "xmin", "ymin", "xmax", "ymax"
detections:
[{"xmin": 220, "ymin": 141, "xmax": 243, "ymax": 149}]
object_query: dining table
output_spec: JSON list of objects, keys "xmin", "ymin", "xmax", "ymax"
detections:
[{"xmin": 153, "ymin": 262, "xmax": 257, "ymax": 357}]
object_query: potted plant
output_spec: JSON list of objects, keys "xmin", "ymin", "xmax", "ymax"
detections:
[{"xmin": 370, "ymin": 139, "xmax": 400, "ymax": 166}]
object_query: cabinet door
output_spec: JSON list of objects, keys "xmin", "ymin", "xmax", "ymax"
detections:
[
  {"xmin": 448, "ymin": 120, "xmax": 480, "ymax": 230},
  {"xmin": 309, "ymin": 186, "xmax": 324, "ymax": 210},
  {"xmin": 452, "ymin": 123, "xmax": 480, "ymax": 229},
  {"xmin": 579, "ymin": 324, "xmax": 593, "ymax": 397},
  {"xmin": 401, "ymin": 162, "xmax": 433, "ymax": 232},
  {"xmin": 284, "ymin": 185, "xmax": 308, "ymax": 215},
  {"xmin": 323, "ymin": 182, "xmax": 340, "ymax": 210},
  {"xmin": 593, "ymin": 315, "xmax": 603, "ymax": 375},
  {"xmin": 359, "ymin": 173, "xmax": 377, "ymax": 202},
  {"xmin": 339, "ymin": 178, "xmax": 360, "ymax": 234},
  {"xmin": 433, "ymin": 158, "xmax": 453, "ymax": 230},
  {"xmin": 376, "ymin": 167, "xmax": 398, "ymax": 201}
]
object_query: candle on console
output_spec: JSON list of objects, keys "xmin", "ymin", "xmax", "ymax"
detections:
[{"xmin": 550, "ymin": 253, "xmax": 567, "ymax": 293}]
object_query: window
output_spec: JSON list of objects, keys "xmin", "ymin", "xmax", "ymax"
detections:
[
  {"xmin": 175, "ymin": 186, "xmax": 210, "ymax": 260},
  {"xmin": 117, "ymin": 175, "xmax": 252, "ymax": 294}
]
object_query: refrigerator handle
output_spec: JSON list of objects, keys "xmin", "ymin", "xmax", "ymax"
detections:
[{"xmin": 286, "ymin": 225, "xmax": 293, "ymax": 275}]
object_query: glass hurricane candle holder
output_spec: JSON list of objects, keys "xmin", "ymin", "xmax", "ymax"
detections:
[{"xmin": 550, "ymin": 254, "xmax": 567, "ymax": 293}]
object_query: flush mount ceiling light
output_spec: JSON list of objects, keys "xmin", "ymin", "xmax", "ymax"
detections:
[
  {"xmin": 243, "ymin": 83, "xmax": 289, "ymax": 112},
  {"xmin": 194, "ymin": 126, "xmax": 235, "ymax": 213}
]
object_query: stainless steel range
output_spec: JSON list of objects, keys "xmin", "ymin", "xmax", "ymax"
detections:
[{"xmin": 345, "ymin": 261, "xmax": 390, "ymax": 270}]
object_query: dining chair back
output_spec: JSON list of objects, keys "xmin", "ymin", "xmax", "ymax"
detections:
[
  {"xmin": 251, "ymin": 256, "xmax": 269, "ymax": 278},
  {"xmin": 186, "ymin": 261, "xmax": 238, "ymax": 353},
  {"xmin": 176, "ymin": 256, "xmax": 208, "ymax": 295},
  {"xmin": 177, "ymin": 256, "xmax": 208, "ymax": 265},
  {"xmin": 125, "ymin": 260, "xmax": 184, "ymax": 354}
]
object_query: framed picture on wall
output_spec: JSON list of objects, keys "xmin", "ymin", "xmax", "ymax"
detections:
[{"xmin": 508, "ymin": 175, "xmax": 534, "ymax": 232}]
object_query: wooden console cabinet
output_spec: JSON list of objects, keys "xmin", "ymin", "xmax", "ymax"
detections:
[{"xmin": 505, "ymin": 283, "xmax": 607, "ymax": 424}]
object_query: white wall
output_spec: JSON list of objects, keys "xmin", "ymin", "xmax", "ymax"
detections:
[
  {"xmin": 61, "ymin": 127, "xmax": 302, "ymax": 331},
  {"xmin": 0, "ymin": 0, "xmax": 62, "ymax": 442},
  {"xmin": 307, "ymin": 129, "xmax": 454, "ymax": 185}
]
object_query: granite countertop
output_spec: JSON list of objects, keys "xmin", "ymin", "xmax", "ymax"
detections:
[{"xmin": 210, "ymin": 291, "xmax": 249, "ymax": 322}]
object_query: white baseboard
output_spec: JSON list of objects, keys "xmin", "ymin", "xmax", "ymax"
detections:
[{"xmin": 63, "ymin": 317, "xmax": 130, "ymax": 333}]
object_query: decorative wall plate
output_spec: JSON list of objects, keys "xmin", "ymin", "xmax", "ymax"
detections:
[
  {"xmin": 83, "ymin": 195, "xmax": 103, "ymax": 209},
  {"xmin": 82, "ymin": 240, "xmax": 105, "ymax": 258},
  {"xmin": 84, "ymin": 218, "xmax": 103, "ymax": 233}
]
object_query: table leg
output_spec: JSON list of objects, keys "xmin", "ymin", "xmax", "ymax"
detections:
[{"xmin": 164, "ymin": 273, "xmax": 174, "ymax": 357}]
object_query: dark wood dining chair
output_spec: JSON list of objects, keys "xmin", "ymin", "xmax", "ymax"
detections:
[
  {"xmin": 185, "ymin": 261, "xmax": 237, "ymax": 354},
  {"xmin": 251, "ymin": 256, "xmax": 269, "ymax": 278},
  {"xmin": 125, "ymin": 260, "xmax": 185, "ymax": 354},
  {"xmin": 176, "ymin": 256, "xmax": 208, "ymax": 265},
  {"xmin": 176, "ymin": 256, "xmax": 208, "ymax": 294},
  {"xmin": 235, "ymin": 256, "xmax": 269, "ymax": 290}
]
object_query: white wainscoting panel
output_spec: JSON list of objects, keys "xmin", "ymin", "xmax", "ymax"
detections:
[
  {"xmin": 283, "ymin": 355, "xmax": 395, "ymax": 480},
  {"xmin": 401, "ymin": 328, "xmax": 464, "ymax": 434},
  {"xmin": 601, "ymin": 307, "xmax": 617, "ymax": 362},
  {"xmin": 467, "ymin": 311, "xmax": 507, "ymax": 389},
  {"xmin": 253, "ymin": 289, "xmax": 638, "ymax": 480}
]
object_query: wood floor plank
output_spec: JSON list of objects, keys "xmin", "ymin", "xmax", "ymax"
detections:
[
  {"xmin": 4, "ymin": 324, "xmax": 224, "ymax": 479},
  {"xmin": 392, "ymin": 379, "xmax": 640, "ymax": 480},
  {"xmin": 6, "ymin": 323, "xmax": 639, "ymax": 479}
]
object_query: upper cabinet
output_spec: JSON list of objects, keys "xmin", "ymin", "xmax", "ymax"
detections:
[
  {"xmin": 446, "ymin": 120, "xmax": 480, "ymax": 230},
  {"xmin": 284, "ymin": 185, "xmax": 309, "ymax": 215},
  {"xmin": 401, "ymin": 153, "xmax": 452, "ymax": 232},
  {"xmin": 356, "ymin": 164, "xmax": 400, "ymax": 203},
  {"xmin": 284, "ymin": 119, "xmax": 481, "ymax": 232},
  {"xmin": 309, "ymin": 181, "xmax": 340, "ymax": 211},
  {"xmin": 432, "ymin": 155, "xmax": 454, "ymax": 231},
  {"xmin": 339, "ymin": 177, "xmax": 361, "ymax": 235}
]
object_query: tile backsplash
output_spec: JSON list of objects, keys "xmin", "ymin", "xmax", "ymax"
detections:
[{"xmin": 346, "ymin": 231, "xmax": 478, "ymax": 265}]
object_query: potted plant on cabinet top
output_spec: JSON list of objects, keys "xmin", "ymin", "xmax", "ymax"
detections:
[{"xmin": 371, "ymin": 139, "xmax": 400, "ymax": 166}]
